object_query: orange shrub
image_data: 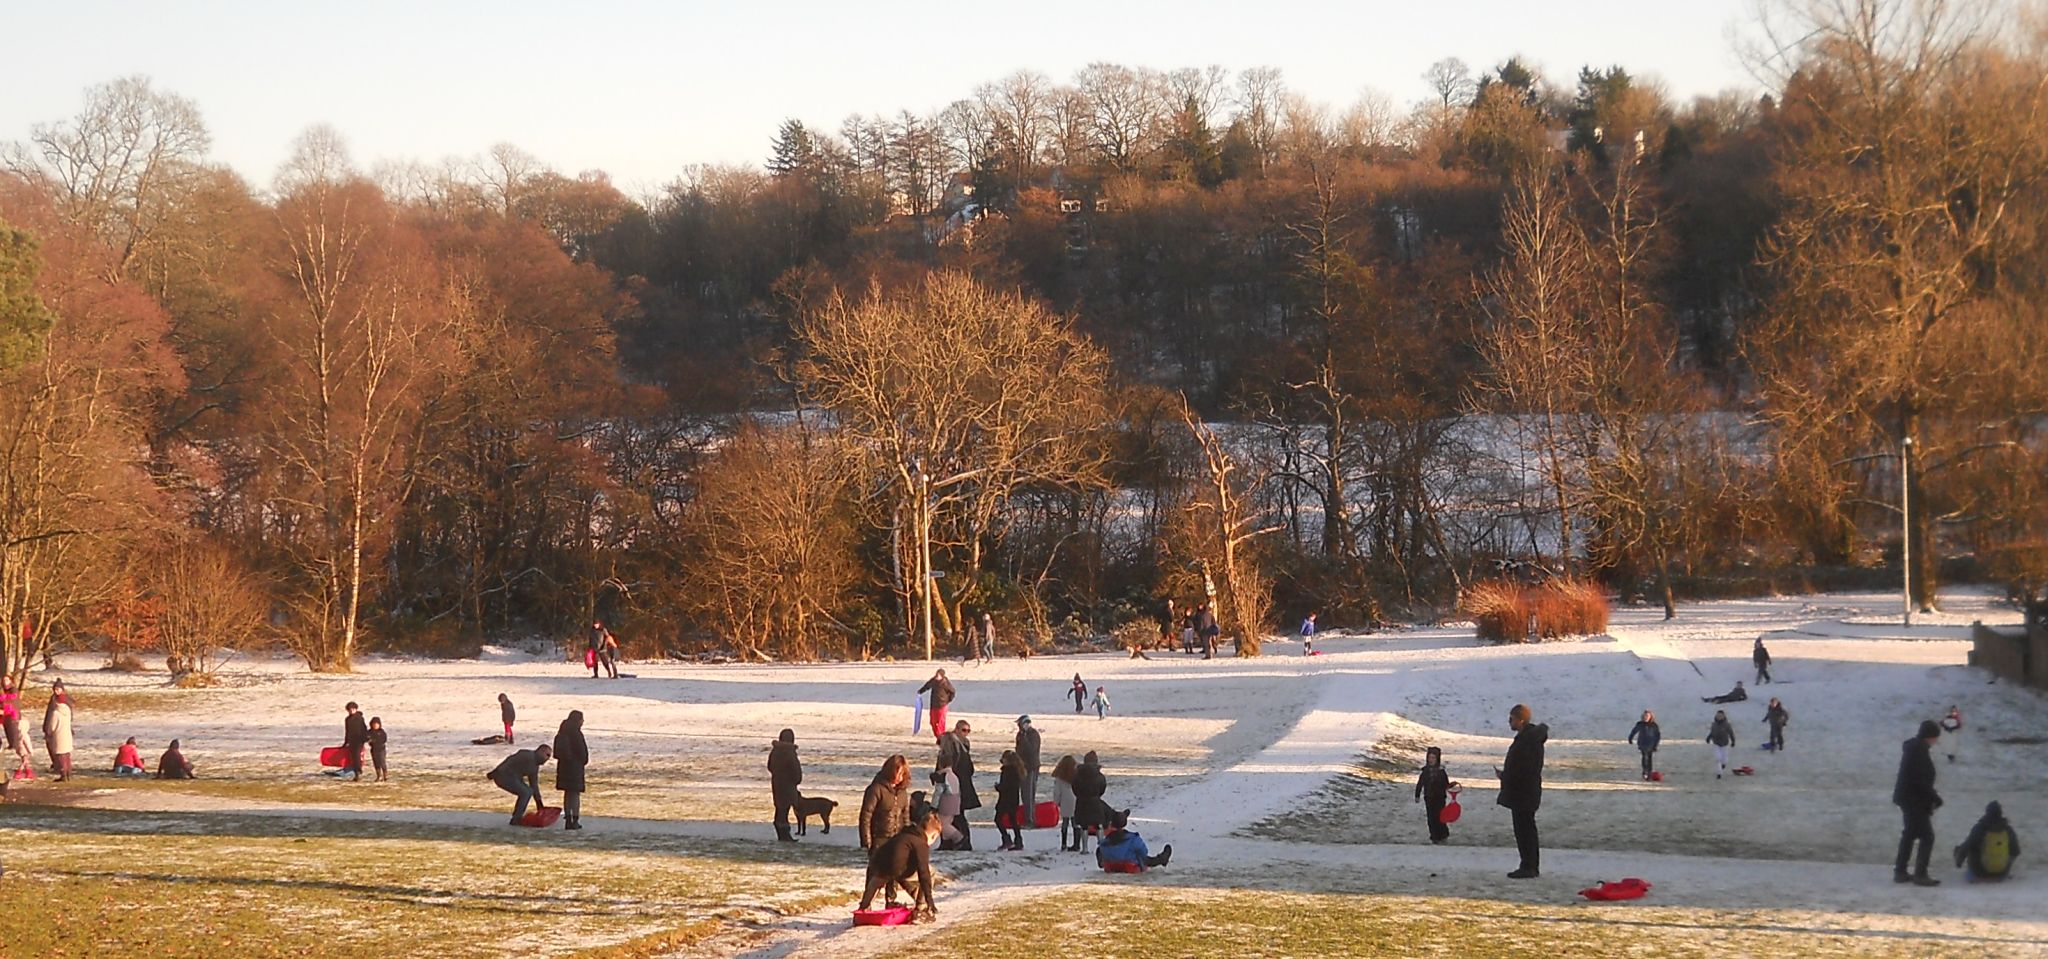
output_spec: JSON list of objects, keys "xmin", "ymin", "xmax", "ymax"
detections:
[{"xmin": 1462, "ymin": 577, "xmax": 1610, "ymax": 642}]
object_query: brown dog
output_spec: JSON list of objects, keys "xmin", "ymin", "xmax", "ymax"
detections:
[{"xmin": 795, "ymin": 794, "xmax": 837, "ymax": 835}]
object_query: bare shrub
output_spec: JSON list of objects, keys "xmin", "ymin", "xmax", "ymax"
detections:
[{"xmin": 1463, "ymin": 577, "xmax": 1609, "ymax": 642}]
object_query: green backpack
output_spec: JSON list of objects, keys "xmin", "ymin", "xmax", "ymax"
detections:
[{"xmin": 1981, "ymin": 828, "xmax": 2013, "ymax": 876}]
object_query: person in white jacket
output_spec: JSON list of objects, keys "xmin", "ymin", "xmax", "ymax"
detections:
[
  {"xmin": 43, "ymin": 684, "xmax": 75, "ymax": 781},
  {"xmin": 929, "ymin": 767, "xmax": 965, "ymax": 849}
]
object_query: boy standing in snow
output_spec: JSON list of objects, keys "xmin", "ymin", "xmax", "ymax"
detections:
[
  {"xmin": 1091, "ymin": 686, "xmax": 1111, "ymax": 720},
  {"xmin": 1752, "ymin": 637, "xmax": 1773, "ymax": 684},
  {"xmin": 1628, "ymin": 710, "xmax": 1661, "ymax": 781},
  {"xmin": 1762, "ymin": 698, "xmax": 1789, "ymax": 752},
  {"xmin": 368, "ymin": 717, "xmax": 389, "ymax": 781},
  {"xmin": 1707, "ymin": 710, "xmax": 1736, "ymax": 779},
  {"xmin": 1300, "ymin": 612, "xmax": 1318, "ymax": 656},
  {"xmin": 1415, "ymin": 746, "xmax": 1452, "ymax": 844}
]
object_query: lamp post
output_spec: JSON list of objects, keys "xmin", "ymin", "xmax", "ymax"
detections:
[{"xmin": 1901, "ymin": 435, "xmax": 1914, "ymax": 628}]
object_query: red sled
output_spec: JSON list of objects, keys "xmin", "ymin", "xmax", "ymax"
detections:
[
  {"xmin": 584, "ymin": 648, "xmax": 597, "ymax": 668},
  {"xmin": 1649, "ymin": 771, "xmax": 1665, "ymax": 782},
  {"xmin": 319, "ymin": 746, "xmax": 349, "ymax": 768},
  {"xmin": 1579, "ymin": 877, "xmax": 1652, "ymax": 901},
  {"xmin": 518, "ymin": 807, "xmax": 562, "ymax": 828},
  {"xmin": 852, "ymin": 906, "xmax": 914, "ymax": 926},
  {"xmin": 1732, "ymin": 766, "xmax": 1755, "ymax": 776},
  {"xmin": 1440, "ymin": 787, "xmax": 1463, "ymax": 824},
  {"xmin": 1102, "ymin": 859, "xmax": 1144, "ymax": 874},
  {"xmin": 1033, "ymin": 801, "xmax": 1059, "ymax": 828}
]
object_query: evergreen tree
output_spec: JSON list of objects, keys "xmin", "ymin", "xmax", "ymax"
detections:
[
  {"xmin": 767, "ymin": 118, "xmax": 819, "ymax": 176},
  {"xmin": 1166, "ymin": 95, "xmax": 1223, "ymax": 187},
  {"xmin": 0, "ymin": 221, "xmax": 56, "ymax": 373}
]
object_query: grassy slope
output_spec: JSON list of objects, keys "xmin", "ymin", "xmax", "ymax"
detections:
[{"xmin": 0, "ymin": 807, "xmax": 859, "ymax": 959}]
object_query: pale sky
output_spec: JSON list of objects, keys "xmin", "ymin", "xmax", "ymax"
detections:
[{"xmin": 4, "ymin": 1, "xmax": 1762, "ymax": 196}]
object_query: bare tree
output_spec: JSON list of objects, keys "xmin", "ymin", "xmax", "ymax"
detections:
[
  {"xmin": 1235, "ymin": 66, "xmax": 1287, "ymax": 171},
  {"xmin": 5, "ymin": 75, "xmax": 211, "ymax": 281},
  {"xmin": 146, "ymin": 541, "xmax": 270, "ymax": 681},
  {"xmin": 1423, "ymin": 57, "xmax": 1477, "ymax": 109},
  {"xmin": 796, "ymin": 273, "xmax": 1111, "ymax": 659},
  {"xmin": 1076, "ymin": 63, "xmax": 1167, "ymax": 170},
  {"xmin": 1172, "ymin": 400, "xmax": 1279, "ymax": 655}
]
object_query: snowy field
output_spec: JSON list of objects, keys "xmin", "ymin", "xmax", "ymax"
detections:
[{"xmin": 2, "ymin": 590, "xmax": 2043, "ymax": 958}]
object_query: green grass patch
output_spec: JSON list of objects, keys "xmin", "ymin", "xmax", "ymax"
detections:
[
  {"xmin": 0, "ymin": 806, "xmax": 861, "ymax": 959},
  {"xmin": 931, "ymin": 887, "xmax": 2031, "ymax": 959}
]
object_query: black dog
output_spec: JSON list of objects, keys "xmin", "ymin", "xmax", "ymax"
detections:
[
  {"xmin": 795, "ymin": 794, "xmax": 837, "ymax": 835},
  {"xmin": 860, "ymin": 813, "xmax": 941, "ymax": 920}
]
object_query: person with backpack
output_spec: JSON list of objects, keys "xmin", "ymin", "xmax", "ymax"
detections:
[
  {"xmin": 1762, "ymin": 698, "xmax": 1790, "ymax": 753},
  {"xmin": 1752, "ymin": 637, "xmax": 1774, "ymax": 684},
  {"xmin": 1706, "ymin": 710, "xmax": 1736, "ymax": 779},
  {"xmin": 1893, "ymin": 719, "xmax": 1944, "ymax": 886},
  {"xmin": 1628, "ymin": 710, "xmax": 1661, "ymax": 781},
  {"xmin": 1414, "ymin": 746, "xmax": 1453, "ymax": 844},
  {"xmin": 1953, "ymin": 801, "xmax": 2020, "ymax": 881}
]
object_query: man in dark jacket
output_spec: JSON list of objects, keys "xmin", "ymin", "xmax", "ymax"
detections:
[
  {"xmin": 342, "ymin": 702, "xmax": 369, "ymax": 781},
  {"xmin": 488, "ymin": 744, "xmax": 552, "ymax": 824},
  {"xmin": 768, "ymin": 728, "xmax": 803, "ymax": 841},
  {"xmin": 917, "ymin": 671, "xmax": 954, "ymax": 744},
  {"xmin": 936, "ymin": 721, "xmax": 979, "ymax": 845},
  {"xmin": 1015, "ymin": 715, "xmax": 1042, "ymax": 814},
  {"xmin": 553, "ymin": 710, "xmax": 589, "ymax": 830},
  {"xmin": 1893, "ymin": 719, "xmax": 1944, "ymax": 886},
  {"xmin": 1494, "ymin": 703, "xmax": 1548, "ymax": 879},
  {"xmin": 1752, "ymin": 638, "xmax": 1774, "ymax": 684}
]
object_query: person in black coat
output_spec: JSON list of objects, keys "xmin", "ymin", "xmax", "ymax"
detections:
[
  {"xmin": 342, "ymin": 702, "xmax": 369, "ymax": 781},
  {"xmin": 993, "ymin": 749, "xmax": 1025, "ymax": 850},
  {"xmin": 1628, "ymin": 710, "xmax": 1661, "ymax": 781},
  {"xmin": 768, "ymin": 728, "xmax": 803, "ymax": 842},
  {"xmin": 367, "ymin": 717, "xmax": 388, "ymax": 782},
  {"xmin": 936, "ymin": 721, "xmax": 979, "ymax": 845},
  {"xmin": 155, "ymin": 739, "xmax": 195, "ymax": 779},
  {"xmin": 1494, "ymin": 703, "xmax": 1548, "ymax": 879},
  {"xmin": 554, "ymin": 710, "xmax": 589, "ymax": 831},
  {"xmin": 1414, "ymin": 746, "xmax": 1452, "ymax": 844},
  {"xmin": 1893, "ymin": 719, "xmax": 1944, "ymax": 886},
  {"xmin": 1752, "ymin": 638, "xmax": 1774, "ymax": 684},
  {"xmin": 1070, "ymin": 750, "xmax": 1109, "ymax": 853}
]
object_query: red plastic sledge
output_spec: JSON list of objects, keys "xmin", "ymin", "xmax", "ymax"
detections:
[
  {"xmin": 518, "ymin": 807, "xmax": 563, "ymax": 828},
  {"xmin": 1649, "ymin": 771, "xmax": 1665, "ymax": 782},
  {"xmin": 1033, "ymin": 800, "xmax": 1059, "ymax": 828},
  {"xmin": 584, "ymin": 648, "xmax": 597, "ymax": 668},
  {"xmin": 319, "ymin": 746, "xmax": 349, "ymax": 768},
  {"xmin": 852, "ymin": 906, "xmax": 914, "ymax": 926},
  {"xmin": 1579, "ymin": 877, "xmax": 1652, "ymax": 901},
  {"xmin": 1439, "ymin": 787, "xmax": 1463, "ymax": 824},
  {"xmin": 1732, "ymin": 766, "xmax": 1755, "ymax": 776},
  {"xmin": 1102, "ymin": 859, "xmax": 1144, "ymax": 874}
]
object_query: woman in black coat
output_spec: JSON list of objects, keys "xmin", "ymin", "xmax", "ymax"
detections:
[
  {"xmin": 554, "ymin": 710, "xmax": 589, "ymax": 830},
  {"xmin": 1070, "ymin": 751, "xmax": 1109, "ymax": 853}
]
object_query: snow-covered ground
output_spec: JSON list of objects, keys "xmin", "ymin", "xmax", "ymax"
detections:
[{"xmin": 8, "ymin": 590, "xmax": 2042, "ymax": 957}]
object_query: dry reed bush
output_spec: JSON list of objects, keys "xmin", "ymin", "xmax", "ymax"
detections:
[{"xmin": 1462, "ymin": 578, "xmax": 1609, "ymax": 642}]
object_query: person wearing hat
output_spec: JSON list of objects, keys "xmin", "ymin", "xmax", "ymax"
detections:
[
  {"xmin": 1953, "ymin": 801, "xmax": 2021, "ymax": 881},
  {"xmin": 936, "ymin": 720, "xmax": 979, "ymax": 848},
  {"xmin": 42, "ymin": 681, "xmax": 74, "ymax": 782},
  {"xmin": 768, "ymin": 728, "xmax": 803, "ymax": 842},
  {"xmin": 1014, "ymin": 715, "xmax": 1042, "ymax": 814},
  {"xmin": 917, "ymin": 670, "xmax": 955, "ymax": 745},
  {"xmin": 1892, "ymin": 719, "xmax": 1945, "ymax": 886}
]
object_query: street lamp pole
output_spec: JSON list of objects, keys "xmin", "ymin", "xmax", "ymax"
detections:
[{"xmin": 1901, "ymin": 435, "xmax": 1914, "ymax": 628}]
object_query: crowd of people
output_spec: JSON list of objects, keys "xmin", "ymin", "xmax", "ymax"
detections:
[{"xmin": 0, "ymin": 624, "xmax": 2022, "ymax": 925}]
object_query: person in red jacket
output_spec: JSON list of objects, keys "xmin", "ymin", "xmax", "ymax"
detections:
[{"xmin": 114, "ymin": 736, "xmax": 148, "ymax": 777}]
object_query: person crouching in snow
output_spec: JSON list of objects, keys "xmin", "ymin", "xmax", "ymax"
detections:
[
  {"xmin": 1096, "ymin": 808, "xmax": 1172, "ymax": 871},
  {"xmin": 488, "ymin": 743, "xmax": 552, "ymax": 825},
  {"xmin": 1091, "ymin": 686, "xmax": 1111, "ymax": 720},
  {"xmin": 114, "ymin": 736, "xmax": 148, "ymax": 777},
  {"xmin": 1415, "ymin": 746, "xmax": 1453, "ymax": 844},
  {"xmin": 1628, "ymin": 710, "xmax": 1661, "ymax": 781},
  {"xmin": 155, "ymin": 739, "xmax": 195, "ymax": 779},
  {"xmin": 1707, "ymin": 710, "xmax": 1736, "ymax": 779},
  {"xmin": 1954, "ymin": 801, "xmax": 2020, "ymax": 881}
]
